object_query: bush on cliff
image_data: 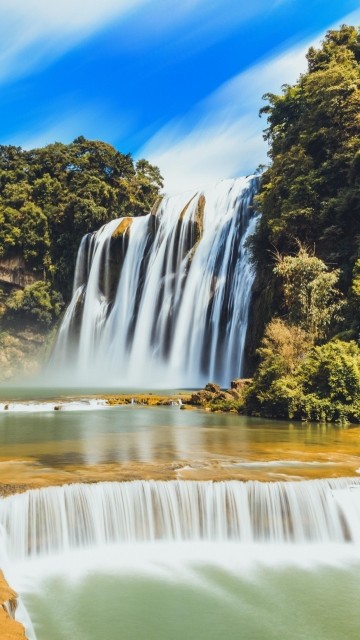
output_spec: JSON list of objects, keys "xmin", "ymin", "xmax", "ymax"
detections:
[{"xmin": 4, "ymin": 281, "xmax": 63, "ymax": 328}]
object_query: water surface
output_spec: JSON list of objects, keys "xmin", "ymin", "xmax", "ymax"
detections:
[
  {"xmin": 12, "ymin": 543, "xmax": 360, "ymax": 640},
  {"xmin": 0, "ymin": 394, "xmax": 359, "ymax": 489}
]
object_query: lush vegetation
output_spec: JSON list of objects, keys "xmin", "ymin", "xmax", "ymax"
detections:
[
  {"xmin": 245, "ymin": 25, "xmax": 360, "ymax": 422},
  {"xmin": 254, "ymin": 25, "xmax": 360, "ymax": 288},
  {"xmin": 0, "ymin": 137, "xmax": 163, "ymax": 329},
  {"xmin": 245, "ymin": 251, "xmax": 360, "ymax": 422}
]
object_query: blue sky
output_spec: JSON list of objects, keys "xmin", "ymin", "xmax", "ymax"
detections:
[{"xmin": 1, "ymin": 0, "xmax": 360, "ymax": 192}]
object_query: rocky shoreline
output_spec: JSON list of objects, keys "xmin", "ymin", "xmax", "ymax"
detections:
[{"xmin": 103, "ymin": 379, "xmax": 250, "ymax": 412}]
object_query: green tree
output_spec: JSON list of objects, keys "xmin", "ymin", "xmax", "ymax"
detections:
[
  {"xmin": 300, "ymin": 340, "xmax": 360, "ymax": 404},
  {"xmin": 0, "ymin": 137, "xmax": 163, "ymax": 304},
  {"xmin": 245, "ymin": 332, "xmax": 360, "ymax": 423},
  {"xmin": 274, "ymin": 245, "xmax": 343, "ymax": 341},
  {"xmin": 5, "ymin": 282, "xmax": 63, "ymax": 328},
  {"xmin": 244, "ymin": 319, "xmax": 308, "ymax": 419},
  {"xmin": 254, "ymin": 25, "xmax": 360, "ymax": 295}
]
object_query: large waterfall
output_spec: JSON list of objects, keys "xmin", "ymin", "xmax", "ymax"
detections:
[
  {"xmin": 51, "ymin": 176, "xmax": 258, "ymax": 387},
  {"xmin": 1, "ymin": 479, "xmax": 360, "ymax": 562}
]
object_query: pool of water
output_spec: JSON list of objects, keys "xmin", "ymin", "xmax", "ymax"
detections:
[
  {"xmin": 0, "ymin": 394, "xmax": 359, "ymax": 488},
  {"xmin": 10, "ymin": 543, "xmax": 360, "ymax": 640}
]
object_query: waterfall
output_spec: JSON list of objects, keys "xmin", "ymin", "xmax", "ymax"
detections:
[
  {"xmin": 1, "ymin": 479, "xmax": 360, "ymax": 561},
  {"xmin": 51, "ymin": 176, "xmax": 259, "ymax": 387}
]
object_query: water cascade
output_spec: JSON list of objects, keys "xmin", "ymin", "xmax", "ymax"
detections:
[
  {"xmin": 1, "ymin": 479, "xmax": 360, "ymax": 562},
  {"xmin": 51, "ymin": 176, "xmax": 258, "ymax": 387}
]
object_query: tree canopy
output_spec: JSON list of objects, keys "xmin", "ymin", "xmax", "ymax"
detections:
[
  {"xmin": 254, "ymin": 25, "xmax": 360, "ymax": 293},
  {"xmin": 244, "ymin": 27, "xmax": 360, "ymax": 422},
  {"xmin": 0, "ymin": 137, "xmax": 163, "ymax": 304},
  {"xmin": 273, "ymin": 244, "xmax": 343, "ymax": 341}
]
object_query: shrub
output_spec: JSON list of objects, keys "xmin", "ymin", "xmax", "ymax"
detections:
[
  {"xmin": 300, "ymin": 340, "xmax": 360, "ymax": 404},
  {"xmin": 246, "ymin": 336, "xmax": 360, "ymax": 423},
  {"xmin": 5, "ymin": 281, "xmax": 63, "ymax": 327}
]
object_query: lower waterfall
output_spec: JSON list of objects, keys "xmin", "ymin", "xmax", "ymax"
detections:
[
  {"xmin": 1, "ymin": 479, "xmax": 360, "ymax": 561},
  {"xmin": 50, "ymin": 176, "xmax": 258, "ymax": 387},
  {"xmin": 2, "ymin": 479, "xmax": 360, "ymax": 640}
]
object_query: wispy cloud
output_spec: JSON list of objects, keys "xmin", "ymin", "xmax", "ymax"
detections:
[
  {"xmin": 0, "ymin": 0, "xmax": 149, "ymax": 83},
  {"xmin": 140, "ymin": 43, "xmax": 309, "ymax": 193},
  {"xmin": 0, "ymin": 0, "xmax": 287, "ymax": 84},
  {"xmin": 119, "ymin": 0, "xmax": 284, "ymax": 52},
  {"xmin": 141, "ymin": 7, "xmax": 360, "ymax": 193}
]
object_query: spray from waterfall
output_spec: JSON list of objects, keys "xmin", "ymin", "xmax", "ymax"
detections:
[{"xmin": 50, "ymin": 176, "xmax": 259, "ymax": 387}]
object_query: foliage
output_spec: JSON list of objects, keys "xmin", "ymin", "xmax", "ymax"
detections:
[
  {"xmin": 253, "ymin": 25, "xmax": 360, "ymax": 305},
  {"xmin": 246, "ymin": 245, "xmax": 359, "ymax": 422},
  {"xmin": 244, "ymin": 319, "xmax": 308, "ymax": 419},
  {"xmin": 0, "ymin": 137, "xmax": 163, "ymax": 303},
  {"xmin": 244, "ymin": 25, "xmax": 360, "ymax": 422},
  {"xmin": 274, "ymin": 245, "xmax": 343, "ymax": 341},
  {"xmin": 5, "ymin": 282, "xmax": 63, "ymax": 327},
  {"xmin": 299, "ymin": 340, "xmax": 360, "ymax": 403},
  {"xmin": 245, "ymin": 334, "xmax": 360, "ymax": 423}
]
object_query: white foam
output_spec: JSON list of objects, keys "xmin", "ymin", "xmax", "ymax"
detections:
[{"xmin": 0, "ymin": 398, "xmax": 108, "ymax": 412}]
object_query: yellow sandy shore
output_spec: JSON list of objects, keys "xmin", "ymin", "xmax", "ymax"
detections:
[{"xmin": 0, "ymin": 571, "xmax": 26, "ymax": 639}]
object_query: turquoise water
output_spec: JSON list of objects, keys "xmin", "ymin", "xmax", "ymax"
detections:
[{"xmin": 15, "ymin": 545, "xmax": 360, "ymax": 640}]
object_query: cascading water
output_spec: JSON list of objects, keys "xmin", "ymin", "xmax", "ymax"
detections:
[
  {"xmin": 51, "ymin": 176, "xmax": 259, "ymax": 387},
  {"xmin": 2, "ymin": 479, "xmax": 360, "ymax": 640},
  {"xmin": 1, "ymin": 479, "xmax": 360, "ymax": 561}
]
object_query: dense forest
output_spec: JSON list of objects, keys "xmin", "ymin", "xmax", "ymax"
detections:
[{"xmin": 243, "ymin": 25, "xmax": 360, "ymax": 422}]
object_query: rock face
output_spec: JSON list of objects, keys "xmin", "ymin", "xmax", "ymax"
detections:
[
  {"xmin": 0, "ymin": 256, "xmax": 41, "ymax": 289},
  {"xmin": 0, "ymin": 570, "xmax": 27, "ymax": 639},
  {"xmin": 231, "ymin": 378, "xmax": 252, "ymax": 392}
]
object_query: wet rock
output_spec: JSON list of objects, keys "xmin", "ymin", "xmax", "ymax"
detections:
[
  {"xmin": 111, "ymin": 217, "xmax": 133, "ymax": 239},
  {"xmin": 0, "ymin": 570, "xmax": 27, "ymax": 639},
  {"xmin": 204, "ymin": 382, "xmax": 221, "ymax": 393}
]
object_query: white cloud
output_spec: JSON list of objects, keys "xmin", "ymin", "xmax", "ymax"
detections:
[
  {"xmin": 141, "ymin": 7, "xmax": 360, "ymax": 194},
  {"xmin": 0, "ymin": 0, "xmax": 288, "ymax": 83},
  {"xmin": 140, "ymin": 43, "xmax": 309, "ymax": 193},
  {"xmin": 0, "ymin": 0, "xmax": 149, "ymax": 83},
  {"xmin": 119, "ymin": 0, "xmax": 283, "ymax": 52}
]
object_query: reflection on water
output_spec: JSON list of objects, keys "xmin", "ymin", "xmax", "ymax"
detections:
[{"xmin": 0, "ymin": 401, "xmax": 359, "ymax": 485}]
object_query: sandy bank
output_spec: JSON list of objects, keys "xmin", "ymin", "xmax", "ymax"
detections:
[{"xmin": 0, "ymin": 571, "xmax": 26, "ymax": 639}]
